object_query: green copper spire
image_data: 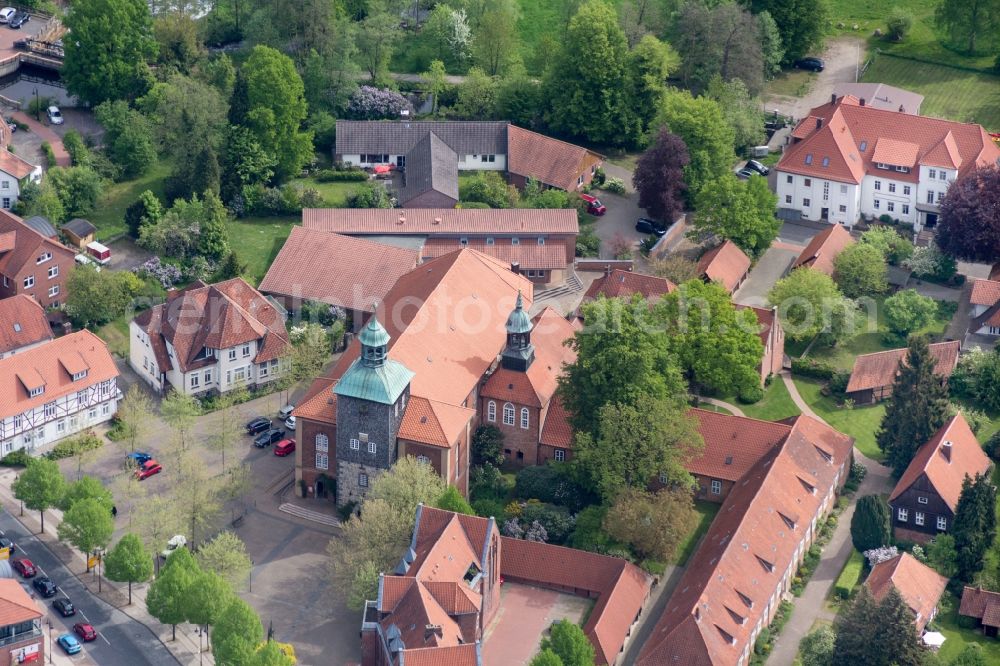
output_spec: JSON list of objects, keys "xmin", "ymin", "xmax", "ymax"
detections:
[{"xmin": 505, "ymin": 291, "xmax": 532, "ymax": 335}]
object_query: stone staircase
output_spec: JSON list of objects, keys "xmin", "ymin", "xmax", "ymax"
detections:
[
  {"xmin": 278, "ymin": 502, "xmax": 341, "ymax": 527},
  {"xmin": 535, "ymin": 271, "xmax": 583, "ymax": 302}
]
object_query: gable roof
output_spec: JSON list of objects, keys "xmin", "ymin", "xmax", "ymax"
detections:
[
  {"xmin": 401, "ymin": 131, "xmax": 459, "ymax": 205},
  {"xmin": 830, "ymin": 83, "xmax": 924, "ymax": 114},
  {"xmin": 0, "ymin": 295, "xmax": 51, "ymax": 354},
  {"xmin": 0, "ymin": 210, "xmax": 74, "ymax": 279},
  {"xmin": 971, "ymin": 278, "xmax": 1000, "ymax": 306},
  {"xmin": 335, "ymin": 120, "xmax": 508, "ymax": 156},
  {"xmin": 398, "ymin": 395, "xmax": 475, "ymax": 448},
  {"xmin": 697, "ymin": 240, "xmax": 751, "ymax": 293},
  {"xmin": 866, "ymin": 553, "xmax": 947, "ymax": 632},
  {"xmin": 259, "ymin": 226, "xmax": 419, "ymax": 314},
  {"xmin": 23, "ymin": 216, "xmax": 56, "ymax": 238},
  {"xmin": 582, "ymin": 269, "xmax": 676, "ymax": 302},
  {"xmin": 0, "ymin": 150, "xmax": 37, "ymax": 180},
  {"xmin": 0, "ymin": 330, "xmax": 118, "ymax": 419},
  {"xmin": 61, "ymin": 218, "xmax": 96, "ymax": 237},
  {"xmin": 420, "ymin": 237, "xmax": 569, "ymax": 270},
  {"xmin": 507, "ymin": 125, "xmax": 603, "ymax": 191},
  {"xmin": 0, "ymin": 579, "xmax": 42, "ymax": 627},
  {"xmin": 846, "ymin": 340, "xmax": 960, "ymax": 393},
  {"xmin": 302, "ymin": 207, "xmax": 579, "ymax": 236},
  {"xmin": 686, "ymin": 409, "xmax": 792, "ymax": 483},
  {"xmin": 637, "ymin": 414, "xmax": 853, "ymax": 666},
  {"xmin": 792, "ymin": 224, "xmax": 854, "ymax": 275},
  {"xmin": 539, "ymin": 395, "xmax": 573, "ymax": 448},
  {"xmin": 960, "ymin": 586, "xmax": 1000, "ymax": 626},
  {"xmin": 889, "ymin": 412, "xmax": 992, "ymax": 512}
]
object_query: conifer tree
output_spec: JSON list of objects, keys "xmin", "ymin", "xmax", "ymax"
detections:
[
  {"xmin": 850, "ymin": 495, "xmax": 891, "ymax": 553},
  {"xmin": 834, "ymin": 585, "xmax": 880, "ymax": 663},
  {"xmin": 953, "ymin": 472, "xmax": 997, "ymax": 581},
  {"xmin": 875, "ymin": 587, "xmax": 925, "ymax": 666}
]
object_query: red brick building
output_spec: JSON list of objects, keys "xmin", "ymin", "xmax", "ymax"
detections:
[
  {"xmin": 0, "ymin": 210, "xmax": 75, "ymax": 309},
  {"xmin": 866, "ymin": 553, "xmax": 947, "ymax": 633},
  {"xmin": 697, "ymin": 240, "xmax": 751, "ymax": 294},
  {"xmin": 846, "ymin": 340, "xmax": 960, "ymax": 404},
  {"xmin": 0, "ymin": 579, "xmax": 44, "ymax": 665},
  {"xmin": 791, "ymin": 223, "xmax": 854, "ymax": 275}
]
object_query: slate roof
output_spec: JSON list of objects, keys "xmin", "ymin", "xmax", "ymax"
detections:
[
  {"xmin": 831, "ymin": 83, "xmax": 924, "ymax": 114},
  {"xmin": 889, "ymin": 412, "xmax": 992, "ymax": 512},
  {"xmin": 697, "ymin": 240, "xmax": 751, "ymax": 293},
  {"xmin": 302, "ymin": 207, "xmax": 579, "ymax": 235},
  {"xmin": 960, "ymin": 586, "xmax": 1000, "ymax": 627},
  {"xmin": 0, "ymin": 294, "xmax": 51, "ymax": 354},
  {"xmin": 259, "ymin": 226, "xmax": 418, "ymax": 313},
  {"xmin": 61, "ymin": 218, "xmax": 96, "ymax": 238},
  {"xmin": 336, "ymin": 120, "xmax": 508, "ymax": 156},
  {"xmin": 0, "ymin": 210, "xmax": 73, "ymax": 279},
  {"xmin": 507, "ymin": 125, "xmax": 603, "ymax": 191},
  {"xmin": 846, "ymin": 340, "xmax": 960, "ymax": 393},
  {"xmin": 400, "ymin": 132, "xmax": 459, "ymax": 205},
  {"xmin": 866, "ymin": 553, "xmax": 947, "ymax": 633},
  {"xmin": 22, "ymin": 216, "xmax": 56, "ymax": 238},
  {"xmin": 792, "ymin": 224, "xmax": 854, "ymax": 275}
]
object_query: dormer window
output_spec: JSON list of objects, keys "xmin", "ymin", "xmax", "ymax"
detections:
[
  {"xmin": 29, "ymin": 386, "xmax": 44, "ymax": 397},
  {"xmin": 486, "ymin": 237, "xmax": 495, "ymax": 246},
  {"xmin": 875, "ymin": 162, "xmax": 889, "ymax": 170},
  {"xmin": 460, "ymin": 237, "xmax": 468, "ymax": 247},
  {"xmin": 821, "ymin": 157, "xmax": 830, "ymax": 167},
  {"xmin": 755, "ymin": 555, "xmax": 774, "ymax": 573},
  {"xmin": 72, "ymin": 370, "xmax": 88, "ymax": 381},
  {"xmin": 511, "ymin": 237, "xmax": 520, "ymax": 246},
  {"xmin": 36, "ymin": 252, "xmax": 51, "ymax": 264}
]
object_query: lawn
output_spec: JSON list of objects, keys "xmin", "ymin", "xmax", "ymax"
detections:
[
  {"xmin": 862, "ymin": 54, "xmax": 1000, "ymax": 130},
  {"xmin": 225, "ymin": 216, "xmax": 297, "ymax": 284},
  {"xmin": 740, "ymin": 378, "xmax": 802, "ymax": 422},
  {"xmin": 90, "ymin": 159, "xmax": 172, "ymax": 240},
  {"xmin": 794, "ymin": 377, "xmax": 886, "ymax": 461},
  {"xmin": 934, "ymin": 592, "xmax": 1000, "ymax": 662},
  {"xmin": 765, "ymin": 69, "xmax": 814, "ymax": 99},
  {"xmin": 95, "ymin": 314, "xmax": 131, "ymax": 357},
  {"xmin": 288, "ymin": 177, "xmax": 360, "ymax": 207},
  {"xmin": 675, "ymin": 500, "xmax": 720, "ymax": 566}
]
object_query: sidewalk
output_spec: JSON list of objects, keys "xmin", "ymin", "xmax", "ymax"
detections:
[
  {"xmin": 0, "ymin": 469, "xmax": 211, "ymax": 666},
  {"xmin": 11, "ymin": 111, "xmax": 70, "ymax": 167}
]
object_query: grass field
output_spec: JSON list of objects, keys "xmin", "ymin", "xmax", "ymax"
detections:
[
  {"xmin": 794, "ymin": 377, "xmax": 886, "ymax": 460},
  {"xmin": 288, "ymin": 177, "xmax": 360, "ymax": 207},
  {"xmin": 675, "ymin": 500, "xmax": 720, "ymax": 566},
  {"xmin": 95, "ymin": 314, "xmax": 131, "ymax": 357},
  {"xmin": 935, "ymin": 591, "xmax": 1000, "ymax": 662},
  {"xmin": 862, "ymin": 54, "xmax": 1000, "ymax": 130},
  {"xmin": 90, "ymin": 160, "xmax": 172, "ymax": 239},
  {"xmin": 225, "ymin": 216, "xmax": 297, "ymax": 284},
  {"xmin": 740, "ymin": 379, "xmax": 802, "ymax": 421},
  {"xmin": 765, "ymin": 69, "xmax": 815, "ymax": 98}
]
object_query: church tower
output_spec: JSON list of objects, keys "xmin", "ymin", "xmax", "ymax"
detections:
[{"xmin": 501, "ymin": 291, "xmax": 534, "ymax": 372}]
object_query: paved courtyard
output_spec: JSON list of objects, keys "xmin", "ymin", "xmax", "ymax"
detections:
[
  {"xmin": 734, "ymin": 246, "xmax": 801, "ymax": 308},
  {"xmin": 482, "ymin": 583, "xmax": 592, "ymax": 665}
]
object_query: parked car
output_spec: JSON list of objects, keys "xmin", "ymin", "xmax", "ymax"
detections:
[
  {"xmin": 57, "ymin": 634, "xmax": 82, "ymax": 655},
  {"xmin": 274, "ymin": 439, "xmax": 296, "ymax": 457},
  {"xmin": 254, "ymin": 428, "xmax": 284, "ymax": 448},
  {"xmin": 745, "ymin": 159, "xmax": 770, "ymax": 176},
  {"xmin": 8, "ymin": 11, "xmax": 28, "ymax": 28},
  {"xmin": 580, "ymin": 193, "xmax": 606, "ymax": 216},
  {"xmin": 246, "ymin": 416, "xmax": 271, "ymax": 435},
  {"xmin": 12, "ymin": 558, "xmax": 35, "ymax": 578},
  {"xmin": 0, "ymin": 8, "xmax": 15, "ymax": 23},
  {"xmin": 125, "ymin": 452, "xmax": 153, "ymax": 467},
  {"xmin": 161, "ymin": 534, "xmax": 187, "ymax": 560},
  {"xmin": 5, "ymin": 117, "xmax": 14, "ymax": 132},
  {"xmin": 736, "ymin": 167, "xmax": 756, "ymax": 179},
  {"xmin": 0, "ymin": 532, "xmax": 16, "ymax": 553},
  {"xmin": 46, "ymin": 105, "xmax": 62, "ymax": 125},
  {"xmin": 32, "ymin": 576, "xmax": 57, "ymax": 598},
  {"xmin": 278, "ymin": 404, "xmax": 295, "ymax": 420},
  {"xmin": 284, "ymin": 415, "xmax": 296, "ymax": 431},
  {"xmin": 794, "ymin": 57, "xmax": 824, "ymax": 72},
  {"xmin": 73, "ymin": 623, "xmax": 97, "ymax": 642},
  {"xmin": 635, "ymin": 218, "xmax": 666, "ymax": 237},
  {"xmin": 135, "ymin": 459, "xmax": 162, "ymax": 480},
  {"xmin": 53, "ymin": 598, "xmax": 75, "ymax": 617}
]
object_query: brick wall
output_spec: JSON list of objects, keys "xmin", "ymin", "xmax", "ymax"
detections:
[{"xmin": 298, "ymin": 418, "xmax": 336, "ymax": 497}]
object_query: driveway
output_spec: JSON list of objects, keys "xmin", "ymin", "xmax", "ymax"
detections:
[
  {"xmin": 766, "ymin": 36, "xmax": 866, "ymax": 120},
  {"xmin": 589, "ymin": 190, "xmax": 645, "ymax": 259},
  {"xmin": 107, "ymin": 238, "xmax": 153, "ymax": 271},
  {"xmin": 778, "ymin": 221, "xmax": 824, "ymax": 246},
  {"xmin": 734, "ymin": 247, "xmax": 799, "ymax": 307}
]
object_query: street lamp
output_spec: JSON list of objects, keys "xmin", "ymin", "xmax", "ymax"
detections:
[
  {"xmin": 46, "ymin": 619, "xmax": 51, "ymax": 664},
  {"xmin": 15, "ymin": 474, "xmax": 21, "ymax": 516},
  {"xmin": 33, "ymin": 88, "xmax": 39, "ymax": 122}
]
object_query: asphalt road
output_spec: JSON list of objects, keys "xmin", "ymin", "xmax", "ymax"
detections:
[{"xmin": 0, "ymin": 513, "xmax": 178, "ymax": 666}]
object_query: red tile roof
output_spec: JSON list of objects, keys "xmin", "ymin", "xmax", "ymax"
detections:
[
  {"xmin": 0, "ymin": 295, "xmax": 51, "ymax": 354},
  {"xmin": 792, "ymin": 224, "xmax": 854, "ymax": 275},
  {"xmin": 0, "ymin": 210, "xmax": 74, "ymax": 282},
  {"xmin": 697, "ymin": 240, "xmax": 751, "ymax": 293},
  {"xmin": 0, "ymin": 330, "xmax": 118, "ymax": 419},
  {"xmin": 846, "ymin": 340, "xmax": 960, "ymax": 393},
  {"xmin": 507, "ymin": 125, "xmax": 603, "ymax": 191},
  {"xmin": 687, "ymin": 409, "xmax": 792, "ymax": 483},
  {"xmin": 259, "ymin": 227, "xmax": 418, "ymax": 313},
  {"xmin": 866, "ymin": 553, "xmax": 947, "ymax": 632},
  {"xmin": 400, "ymin": 645, "xmax": 479, "ymax": 666},
  {"xmin": 778, "ymin": 96, "xmax": 1000, "ymax": 185},
  {"xmin": 582, "ymin": 269, "xmax": 676, "ymax": 302},
  {"xmin": 398, "ymin": 396, "xmax": 475, "ymax": 448},
  {"xmin": 889, "ymin": 412, "xmax": 992, "ymax": 512},
  {"xmin": 0, "ymin": 579, "xmax": 41, "ymax": 627},
  {"xmin": 0, "ymin": 150, "xmax": 37, "ymax": 180},
  {"xmin": 970, "ymin": 279, "xmax": 1000, "ymax": 306},
  {"xmin": 960, "ymin": 586, "xmax": 1000, "ymax": 626},
  {"xmin": 420, "ymin": 237, "xmax": 569, "ymax": 270},
  {"xmin": 637, "ymin": 414, "xmax": 853, "ymax": 666},
  {"xmin": 539, "ymin": 395, "xmax": 574, "ymax": 448},
  {"xmin": 302, "ymin": 208, "xmax": 579, "ymax": 235}
]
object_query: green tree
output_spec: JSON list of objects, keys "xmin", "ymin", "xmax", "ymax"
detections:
[
  {"xmin": 46, "ymin": 166, "xmax": 104, "ymax": 219},
  {"xmin": 60, "ymin": 476, "xmax": 113, "ymax": 512},
  {"xmin": 356, "ymin": 11, "xmax": 400, "ymax": 84},
  {"xmin": 195, "ymin": 531, "xmax": 252, "ymax": 592},
  {"xmin": 62, "ymin": 0, "xmax": 156, "ymax": 105},
  {"xmin": 950, "ymin": 645, "xmax": 988, "ymax": 666},
  {"xmin": 197, "ymin": 190, "xmax": 230, "ymax": 259},
  {"xmin": 65, "ymin": 266, "xmax": 141, "ymax": 327},
  {"xmin": 242, "ymin": 46, "xmax": 313, "ymax": 182},
  {"xmin": 424, "ymin": 59, "xmax": 448, "ymax": 115},
  {"xmin": 876, "ymin": 336, "xmax": 951, "ymax": 475},
  {"xmin": 207, "ymin": 388, "xmax": 249, "ymax": 473},
  {"xmin": 860, "ymin": 227, "xmax": 914, "ymax": 265},
  {"xmin": 671, "ymin": 2, "xmax": 766, "ymax": 96},
  {"xmin": 935, "ymin": 0, "xmax": 1000, "ymax": 54},
  {"xmin": 94, "ymin": 101, "xmax": 156, "ymax": 179},
  {"xmin": 18, "ymin": 182, "xmax": 65, "ymax": 224},
  {"xmin": 834, "ymin": 584, "xmax": 880, "ymax": 663},
  {"xmin": 925, "ymin": 534, "xmax": 958, "ymax": 578},
  {"xmin": 459, "ymin": 171, "xmax": 517, "ymax": 208},
  {"xmin": 692, "ymin": 174, "xmax": 779, "ymax": 258},
  {"xmin": 877, "ymin": 586, "xmax": 925, "ymax": 665},
  {"xmin": 368, "ymin": 456, "xmax": 446, "ymax": 514},
  {"xmin": 160, "ymin": 390, "xmax": 200, "ymax": 452},
  {"xmin": 530, "ymin": 649, "xmax": 565, "ymax": 666},
  {"xmin": 657, "ymin": 280, "xmax": 764, "ymax": 397},
  {"xmin": 117, "ymin": 385, "xmax": 155, "ymax": 456},
  {"xmin": 185, "ymin": 569, "xmax": 234, "ymax": 654},
  {"xmin": 574, "ymin": 397, "xmax": 701, "ymax": 501},
  {"xmin": 104, "ymin": 533, "xmax": 154, "ymax": 604},
  {"xmin": 757, "ymin": 10, "xmax": 785, "ymax": 79},
  {"xmin": 540, "ymin": 619, "xmax": 595, "ymax": 666},
  {"xmin": 542, "ymin": 0, "xmax": 639, "ymax": 147},
  {"xmin": 147, "ymin": 544, "xmax": 197, "ymax": 640},
  {"xmin": 495, "ymin": 75, "xmax": 542, "ymax": 128},
  {"xmin": 13, "ymin": 458, "xmax": 65, "ymax": 534},
  {"xmin": 705, "ymin": 76, "xmax": 766, "ymax": 154},
  {"xmin": 768, "ymin": 268, "xmax": 858, "ymax": 344},
  {"xmin": 749, "ymin": 0, "xmax": 827, "ymax": 63},
  {"xmin": 603, "ymin": 487, "xmax": 698, "ymax": 561},
  {"xmin": 472, "ymin": 425, "xmax": 504, "ymax": 467},
  {"xmin": 472, "ymin": 0, "xmax": 521, "ymax": 75},
  {"xmin": 172, "ymin": 450, "xmax": 222, "ymax": 547},
  {"xmin": 58, "ymin": 498, "xmax": 115, "ymax": 572},
  {"xmin": 850, "ymin": 495, "xmax": 892, "ymax": 552},
  {"xmin": 799, "ymin": 625, "xmax": 835, "ymax": 666},
  {"xmin": 652, "ymin": 89, "xmax": 735, "ymax": 199},
  {"xmin": 153, "ymin": 13, "xmax": 204, "ymax": 71},
  {"xmin": 220, "ymin": 125, "xmax": 276, "ymax": 205},
  {"xmin": 453, "ymin": 67, "xmax": 500, "ymax": 119},
  {"xmin": 436, "ymin": 486, "xmax": 475, "ymax": 515},
  {"xmin": 833, "ymin": 243, "xmax": 889, "ymax": 298},
  {"xmin": 626, "ymin": 35, "xmax": 679, "ymax": 137},
  {"xmin": 559, "ymin": 296, "xmax": 686, "ymax": 435},
  {"xmin": 883, "ymin": 290, "xmax": 938, "ymax": 338},
  {"xmin": 953, "ymin": 473, "xmax": 997, "ymax": 581},
  {"xmin": 250, "ymin": 640, "xmax": 296, "ymax": 666},
  {"xmin": 212, "ymin": 597, "xmax": 264, "ymax": 666},
  {"xmin": 125, "ymin": 190, "xmax": 164, "ymax": 239}
]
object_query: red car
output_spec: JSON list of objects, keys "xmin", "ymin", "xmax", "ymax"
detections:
[
  {"xmin": 274, "ymin": 439, "xmax": 296, "ymax": 457},
  {"xmin": 12, "ymin": 558, "xmax": 35, "ymax": 578},
  {"xmin": 136, "ymin": 459, "xmax": 162, "ymax": 480},
  {"xmin": 580, "ymin": 193, "xmax": 606, "ymax": 216},
  {"xmin": 73, "ymin": 623, "xmax": 97, "ymax": 642}
]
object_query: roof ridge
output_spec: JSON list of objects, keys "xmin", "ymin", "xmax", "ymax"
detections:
[{"xmin": 690, "ymin": 407, "xmax": 795, "ymax": 430}]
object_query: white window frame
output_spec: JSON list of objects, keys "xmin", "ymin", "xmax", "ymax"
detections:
[
  {"xmin": 711, "ymin": 480, "xmax": 722, "ymax": 495},
  {"xmin": 47, "ymin": 266, "xmax": 58, "ymax": 279},
  {"xmin": 915, "ymin": 511, "xmax": 925, "ymax": 526},
  {"xmin": 929, "ymin": 168, "xmax": 936, "ymax": 179},
  {"xmin": 898, "ymin": 508, "xmax": 908, "ymax": 522},
  {"xmin": 315, "ymin": 452, "xmax": 328, "ymax": 470},
  {"xmin": 917, "ymin": 496, "xmax": 928, "ymax": 504},
  {"xmin": 368, "ymin": 441, "xmax": 376, "ymax": 454},
  {"xmin": 350, "ymin": 438, "xmax": 360, "ymax": 450},
  {"xmin": 520, "ymin": 407, "xmax": 529, "ymax": 430},
  {"xmin": 487, "ymin": 401, "xmax": 496, "ymax": 422},
  {"xmin": 228, "ymin": 349, "xmax": 237, "ymax": 361},
  {"xmin": 359, "ymin": 472, "xmax": 368, "ymax": 487},
  {"xmin": 903, "ymin": 185, "xmax": 911, "ymax": 195},
  {"xmin": 316, "ymin": 434, "xmax": 329, "ymax": 452},
  {"xmin": 189, "ymin": 374, "xmax": 200, "ymax": 389},
  {"xmin": 902, "ymin": 204, "xmax": 910, "ymax": 215},
  {"xmin": 503, "ymin": 403, "xmax": 514, "ymax": 426},
  {"xmin": 554, "ymin": 449, "xmax": 565, "ymax": 462},
  {"xmin": 47, "ymin": 285, "xmax": 58, "ymax": 298},
  {"xmin": 23, "ymin": 275, "xmax": 34, "ymax": 288},
  {"xmin": 937, "ymin": 516, "xmax": 947, "ymax": 530},
  {"xmin": 242, "ymin": 344, "xmax": 251, "ymax": 357}
]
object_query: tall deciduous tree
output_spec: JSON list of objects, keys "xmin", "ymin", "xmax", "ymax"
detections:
[
  {"xmin": 603, "ymin": 487, "xmax": 698, "ymax": 561},
  {"xmin": 542, "ymin": 0, "xmax": 639, "ymax": 147},
  {"xmin": 195, "ymin": 531, "xmax": 252, "ymax": 592},
  {"xmin": 768, "ymin": 268, "xmax": 858, "ymax": 344},
  {"xmin": 953, "ymin": 473, "xmax": 997, "ymax": 581},
  {"xmin": 117, "ymin": 386, "xmax": 154, "ymax": 455},
  {"xmin": 633, "ymin": 128, "xmax": 689, "ymax": 224},
  {"xmin": 185, "ymin": 570, "xmax": 234, "ymax": 653},
  {"xmin": 63, "ymin": 0, "xmax": 157, "ymax": 105},
  {"xmin": 935, "ymin": 0, "xmax": 1000, "ymax": 54},
  {"xmin": 472, "ymin": 0, "xmax": 521, "ymax": 76},
  {"xmin": 883, "ymin": 289, "xmax": 938, "ymax": 338},
  {"xmin": 12, "ymin": 458, "xmax": 65, "ymax": 534},
  {"xmin": 850, "ymin": 495, "xmax": 892, "ymax": 552},
  {"xmin": 936, "ymin": 166, "xmax": 1000, "ymax": 262},
  {"xmin": 748, "ymin": 0, "xmax": 827, "ymax": 63},
  {"xmin": 208, "ymin": 388, "xmax": 249, "ymax": 473},
  {"xmin": 66, "ymin": 265, "xmax": 142, "ymax": 327},
  {"xmin": 540, "ymin": 619, "xmax": 595, "ymax": 666},
  {"xmin": 876, "ymin": 336, "xmax": 951, "ymax": 475},
  {"xmin": 104, "ymin": 533, "xmax": 154, "ymax": 604},
  {"xmin": 693, "ymin": 174, "xmax": 779, "ymax": 258},
  {"xmin": 706, "ymin": 76, "xmax": 766, "ymax": 154},
  {"xmin": 172, "ymin": 450, "xmax": 222, "ymax": 547},
  {"xmin": 355, "ymin": 11, "xmax": 400, "ymax": 84},
  {"xmin": 530, "ymin": 650, "xmax": 564, "ymax": 666},
  {"xmin": 160, "ymin": 390, "xmax": 200, "ymax": 453},
  {"xmin": 147, "ymin": 545, "xmax": 197, "ymax": 640},
  {"xmin": 94, "ymin": 101, "xmax": 157, "ymax": 179},
  {"xmin": 671, "ymin": 2, "xmax": 765, "ymax": 95},
  {"xmin": 799, "ymin": 625, "xmax": 835, "ymax": 666},
  {"xmin": 833, "ymin": 243, "xmax": 889, "ymax": 298},
  {"xmin": 626, "ymin": 35, "xmax": 679, "ymax": 137},
  {"xmin": 60, "ymin": 476, "xmax": 113, "ymax": 512},
  {"xmin": 436, "ymin": 486, "xmax": 475, "ymax": 515},
  {"xmin": 58, "ymin": 498, "xmax": 115, "ymax": 572},
  {"xmin": 212, "ymin": 597, "xmax": 264, "ymax": 666}
]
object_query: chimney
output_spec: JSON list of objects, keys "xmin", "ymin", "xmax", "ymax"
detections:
[
  {"xmin": 397, "ymin": 215, "xmax": 405, "ymax": 225},
  {"xmin": 815, "ymin": 118, "xmax": 823, "ymax": 130},
  {"xmin": 860, "ymin": 98, "xmax": 866, "ymax": 107},
  {"xmin": 604, "ymin": 264, "xmax": 612, "ymax": 277},
  {"xmin": 831, "ymin": 93, "xmax": 837, "ymax": 104},
  {"xmin": 510, "ymin": 262, "xmax": 519, "ymax": 275},
  {"xmin": 942, "ymin": 440, "xmax": 952, "ymax": 463},
  {"xmin": 899, "ymin": 105, "xmax": 905, "ymax": 113}
]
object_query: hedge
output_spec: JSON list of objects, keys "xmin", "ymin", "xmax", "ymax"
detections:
[
  {"xmin": 315, "ymin": 169, "xmax": 368, "ymax": 182},
  {"xmin": 834, "ymin": 549, "xmax": 865, "ymax": 599},
  {"xmin": 790, "ymin": 358, "xmax": 836, "ymax": 380},
  {"xmin": 44, "ymin": 433, "xmax": 102, "ymax": 460},
  {"xmin": 0, "ymin": 449, "xmax": 30, "ymax": 467}
]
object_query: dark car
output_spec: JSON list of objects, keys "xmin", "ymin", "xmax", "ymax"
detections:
[
  {"xmin": 794, "ymin": 57, "xmax": 824, "ymax": 72},
  {"xmin": 245, "ymin": 416, "xmax": 271, "ymax": 435},
  {"xmin": 736, "ymin": 167, "xmax": 756, "ymax": 179},
  {"xmin": 32, "ymin": 577, "xmax": 57, "ymax": 598},
  {"xmin": 254, "ymin": 428, "xmax": 284, "ymax": 448},
  {"xmin": 0, "ymin": 534, "xmax": 15, "ymax": 553},
  {"xmin": 53, "ymin": 598, "xmax": 75, "ymax": 617},
  {"xmin": 745, "ymin": 159, "xmax": 770, "ymax": 176},
  {"xmin": 9, "ymin": 11, "xmax": 28, "ymax": 28},
  {"xmin": 635, "ymin": 218, "xmax": 666, "ymax": 237},
  {"xmin": 12, "ymin": 558, "xmax": 35, "ymax": 578},
  {"xmin": 124, "ymin": 452, "xmax": 153, "ymax": 467}
]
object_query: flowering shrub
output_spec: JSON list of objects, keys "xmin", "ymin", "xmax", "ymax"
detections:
[
  {"xmin": 603, "ymin": 177, "xmax": 626, "ymax": 194},
  {"xmin": 864, "ymin": 545, "xmax": 898, "ymax": 567},
  {"xmin": 134, "ymin": 257, "xmax": 182, "ymax": 288},
  {"xmin": 346, "ymin": 86, "xmax": 413, "ymax": 120}
]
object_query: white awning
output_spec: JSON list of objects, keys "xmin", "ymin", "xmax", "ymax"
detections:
[{"xmin": 922, "ymin": 631, "xmax": 946, "ymax": 648}]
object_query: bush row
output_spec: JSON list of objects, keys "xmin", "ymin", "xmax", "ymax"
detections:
[
  {"xmin": 315, "ymin": 169, "xmax": 368, "ymax": 182},
  {"xmin": 790, "ymin": 358, "xmax": 836, "ymax": 380}
]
